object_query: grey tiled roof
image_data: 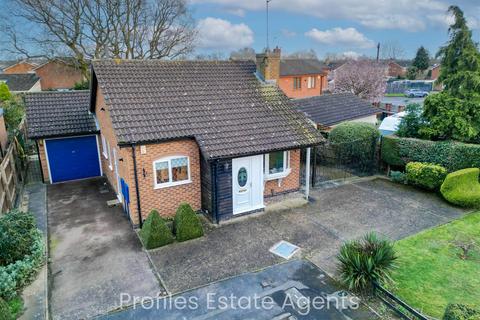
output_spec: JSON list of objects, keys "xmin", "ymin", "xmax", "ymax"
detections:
[
  {"xmin": 25, "ymin": 91, "xmax": 98, "ymax": 139},
  {"xmin": 0, "ymin": 74, "xmax": 40, "ymax": 91},
  {"xmin": 293, "ymin": 93, "xmax": 381, "ymax": 127},
  {"xmin": 92, "ymin": 60, "xmax": 324, "ymax": 159},
  {"xmin": 280, "ymin": 59, "xmax": 327, "ymax": 76}
]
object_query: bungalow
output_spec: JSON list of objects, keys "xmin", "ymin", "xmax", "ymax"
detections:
[
  {"xmin": 293, "ymin": 93, "xmax": 381, "ymax": 131},
  {"xmin": 33, "ymin": 58, "xmax": 85, "ymax": 90},
  {"xmin": 25, "ymin": 51, "xmax": 324, "ymax": 227},
  {"xmin": 2, "ymin": 60, "xmax": 38, "ymax": 74}
]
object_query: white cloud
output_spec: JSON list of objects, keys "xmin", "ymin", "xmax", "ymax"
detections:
[
  {"xmin": 342, "ymin": 51, "xmax": 361, "ymax": 59},
  {"xmin": 196, "ymin": 17, "xmax": 254, "ymax": 50},
  {"xmin": 191, "ymin": 0, "xmax": 480, "ymax": 32},
  {"xmin": 223, "ymin": 7, "xmax": 246, "ymax": 17},
  {"xmin": 305, "ymin": 27, "xmax": 375, "ymax": 48},
  {"xmin": 281, "ymin": 29, "xmax": 296, "ymax": 38}
]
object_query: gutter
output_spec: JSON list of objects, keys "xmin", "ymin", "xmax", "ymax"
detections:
[{"xmin": 131, "ymin": 145, "xmax": 143, "ymax": 228}]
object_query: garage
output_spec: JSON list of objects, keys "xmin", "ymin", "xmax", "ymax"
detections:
[
  {"xmin": 45, "ymin": 135, "xmax": 101, "ymax": 183},
  {"xmin": 25, "ymin": 91, "xmax": 101, "ymax": 184}
]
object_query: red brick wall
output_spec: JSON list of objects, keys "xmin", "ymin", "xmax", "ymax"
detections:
[
  {"xmin": 264, "ymin": 149, "xmax": 300, "ymax": 196},
  {"xmin": 37, "ymin": 141, "xmax": 50, "ymax": 183},
  {"xmin": 431, "ymin": 66, "xmax": 440, "ymax": 80},
  {"xmin": 388, "ymin": 62, "xmax": 406, "ymax": 78},
  {"xmin": 35, "ymin": 61, "xmax": 84, "ymax": 90},
  {"xmin": 3, "ymin": 62, "xmax": 35, "ymax": 74},
  {"xmin": 278, "ymin": 74, "xmax": 327, "ymax": 98}
]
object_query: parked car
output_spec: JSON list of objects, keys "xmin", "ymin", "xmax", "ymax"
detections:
[{"xmin": 404, "ymin": 89, "xmax": 429, "ymax": 98}]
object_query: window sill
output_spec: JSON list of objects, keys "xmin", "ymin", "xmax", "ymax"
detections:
[
  {"xmin": 154, "ymin": 180, "xmax": 192, "ymax": 190},
  {"xmin": 264, "ymin": 169, "xmax": 291, "ymax": 181}
]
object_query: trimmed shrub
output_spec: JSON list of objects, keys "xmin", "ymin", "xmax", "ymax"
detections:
[
  {"xmin": 337, "ymin": 232, "xmax": 397, "ymax": 292},
  {"xmin": 381, "ymin": 136, "xmax": 480, "ymax": 172},
  {"xmin": 440, "ymin": 168, "xmax": 480, "ymax": 208},
  {"xmin": 329, "ymin": 122, "xmax": 380, "ymax": 165},
  {"xmin": 406, "ymin": 162, "xmax": 448, "ymax": 190},
  {"xmin": 0, "ymin": 211, "xmax": 37, "ymax": 266},
  {"xmin": 174, "ymin": 203, "xmax": 204, "ymax": 242},
  {"xmin": 0, "ymin": 230, "xmax": 44, "ymax": 300},
  {"xmin": 0, "ymin": 297, "xmax": 12, "ymax": 320},
  {"xmin": 443, "ymin": 303, "xmax": 480, "ymax": 320},
  {"xmin": 139, "ymin": 210, "xmax": 174, "ymax": 249},
  {"xmin": 389, "ymin": 171, "xmax": 406, "ymax": 184}
]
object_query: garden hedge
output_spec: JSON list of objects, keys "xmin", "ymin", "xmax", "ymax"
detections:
[
  {"xmin": 174, "ymin": 203, "xmax": 204, "ymax": 242},
  {"xmin": 139, "ymin": 210, "xmax": 174, "ymax": 249},
  {"xmin": 406, "ymin": 162, "xmax": 448, "ymax": 190},
  {"xmin": 381, "ymin": 136, "xmax": 480, "ymax": 171},
  {"xmin": 443, "ymin": 303, "xmax": 480, "ymax": 320},
  {"xmin": 329, "ymin": 122, "xmax": 380, "ymax": 164},
  {"xmin": 0, "ymin": 297, "xmax": 12, "ymax": 320},
  {"xmin": 440, "ymin": 168, "xmax": 480, "ymax": 208}
]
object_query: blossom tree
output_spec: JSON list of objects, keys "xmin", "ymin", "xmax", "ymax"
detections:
[{"xmin": 332, "ymin": 60, "xmax": 387, "ymax": 102}]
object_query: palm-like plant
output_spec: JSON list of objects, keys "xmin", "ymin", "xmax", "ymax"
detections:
[{"xmin": 337, "ymin": 232, "xmax": 397, "ymax": 292}]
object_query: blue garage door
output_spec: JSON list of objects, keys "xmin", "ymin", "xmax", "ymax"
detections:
[{"xmin": 45, "ymin": 135, "xmax": 101, "ymax": 183}]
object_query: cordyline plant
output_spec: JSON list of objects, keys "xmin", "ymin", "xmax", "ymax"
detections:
[
  {"xmin": 337, "ymin": 232, "xmax": 397, "ymax": 293},
  {"xmin": 332, "ymin": 59, "xmax": 387, "ymax": 103}
]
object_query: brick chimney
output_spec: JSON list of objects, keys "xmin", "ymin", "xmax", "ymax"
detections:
[{"xmin": 256, "ymin": 47, "xmax": 281, "ymax": 82}]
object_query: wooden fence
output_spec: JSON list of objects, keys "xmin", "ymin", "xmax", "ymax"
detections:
[{"xmin": 0, "ymin": 118, "xmax": 28, "ymax": 214}]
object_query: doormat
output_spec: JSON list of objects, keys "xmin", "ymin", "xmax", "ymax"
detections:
[{"xmin": 269, "ymin": 241, "xmax": 300, "ymax": 260}]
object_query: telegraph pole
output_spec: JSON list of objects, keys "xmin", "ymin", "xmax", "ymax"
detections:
[
  {"xmin": 266, "ymin": 0, "xmax": 273, "ymax": 50},
  {"xmin": 376, "ymin": 42, "xmax": 380, "ymax": 61}
]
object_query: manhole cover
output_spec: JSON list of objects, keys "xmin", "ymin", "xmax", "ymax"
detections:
[{"xmin": 269, "ymin": 241, "xmax": 300, "ymax": 260}]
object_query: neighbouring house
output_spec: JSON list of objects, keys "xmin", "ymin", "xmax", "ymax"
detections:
[
  {"xmin": 278, "ymin": 56, "xmax": 329, "ymax": 98},
  {"xmin": 430, "ymin": 64, "xmax": 441, "ymax": 80},
  {"xmin": 385, "ymin": 60, "xmax": 410, "ymax": 78},
  {"xmin": 25, "ymin": 53, "xmax": 324, "ymax": 227},
  {"xmin": 2, "ymin": 60, "xmax": 38, "ymax": 74},
  {"xmin": 0, "ymin": 74, "xmax": 41, "ymax": 93},
  {"xmin": 379, "ymin": 111, "xmax": 405, "ymax": 136},
  {"xmin": 25, "ymin": 91, "xmax": 100, "ymax": 184},
  {"xmin": 325, "ymin": 60, "xmax": 347, "ymax": 82},
  {"xmin": 293, "ymin": 93, "xmax": 381, "ymax": 131},
  {"xmin": 33, "ymin": 58, "xmax": 85, "ymax": 90}
]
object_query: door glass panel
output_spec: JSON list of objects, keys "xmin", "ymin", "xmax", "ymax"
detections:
[
  {"xmin": 268, "ymin": 151, "xmax": 284, "ymax": 174},
  {"xmin": 172, "ymin": 157, "xmax": 189, "ymax": 182},
  {"xmin": 238, "ymin": 167, "xmax": 248, "ymax": 187},
  {"xmin": 155, "ymin": 161, "xmax": 169, "ymax": 184}
]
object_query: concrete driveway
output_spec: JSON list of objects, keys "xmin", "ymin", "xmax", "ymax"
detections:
[
  {"xmin": 100, "ymin": 260, "xmax": 379, "ymax": 319},
  {"xmin": 48, "ymin": 179, "xmax": 162, "ymax": 320},
  {"xmin": 148, "ymin": 178, "xmax": 467, "ymax": 294}
]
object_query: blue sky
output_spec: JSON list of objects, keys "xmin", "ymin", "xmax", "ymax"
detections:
[{"xmin": 190, "ymin": 0, "xmax": 480, "ymax": 59}]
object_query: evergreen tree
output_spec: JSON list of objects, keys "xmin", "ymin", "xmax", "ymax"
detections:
[{"xmin": 412, "ymin": 46, "xmax": 430, "ymax": 71}]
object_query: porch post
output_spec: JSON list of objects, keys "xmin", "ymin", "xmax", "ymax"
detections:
[{"xmin": 305, "ymin": 147, "xmax": 311, "ymax": 200}]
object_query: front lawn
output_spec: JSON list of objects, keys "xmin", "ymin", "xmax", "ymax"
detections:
[
  {"xmin": 391, "ymin": 212, "xmax": 480, "ymax": 318},
  {"xmin": 384, "ymin": 93, "xmax": 406, "ymax": 97}
]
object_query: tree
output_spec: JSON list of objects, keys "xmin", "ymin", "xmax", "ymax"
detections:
[
  {"xmin": 380, "ymin": 41, "xmax": 405, "ymax": 60},
  {"xmin": 396, "ymin": 103, "xmax": 425, "ymax": 138},
  {"xmin": 332, "ymin": 60, "xmax": 387, "ymax": 102},
  {"xmin": 229, "ymin": 47, "xmax": 255, "ymax": 61},
  {"xmin": 0, "ymin": 83, "xmax": 11, "ymax": 102},
  {"xmin": 421, "ymin": 6, "xmax": 480, "ymax": 142},
  {"xmin": 406, "ymin": 66, "xmax": 418, "ymax": 80},
  {"xmin": 284, "ymin": 49, "xmax": 318, "ymax": 59},
  {"xmin": 412, "ymin": 46, "xmax": 430, "ymax": 71},
  {"xmin": 1, "ymin": 0, "xmax": 196, "ymax": 76}
]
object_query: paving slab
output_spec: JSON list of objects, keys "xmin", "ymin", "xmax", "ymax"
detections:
[{"xmin": 47, "ymin": 178, "xmax": 161, "ymax": 320}]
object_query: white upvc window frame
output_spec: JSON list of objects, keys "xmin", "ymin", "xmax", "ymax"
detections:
[
  {"xmin": 153, "ymin": 155, "xmax": 191, "ymax": 189},
  {"xmin": 264, "ymin": 151, "xmax": 291, "ymax": 181},
  {"xmin": 107, "ymin": 140, "xmax": 113, "ymax": 170},
  {"xmin": 101, "ymin": 134, "xmax": 108, "ymax": 158},
  {"xmin": 307, "ymin": 76, "xmax": 316, "ymax": 89}
]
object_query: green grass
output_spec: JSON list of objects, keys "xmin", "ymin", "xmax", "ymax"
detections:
[
  {"xmin": 384, "ymin": 93, "xmax": 406, "ymax": 97},
  {"xmin": 391, "ymin": 212, "xmax": 480, "ymax": 318},
  {"xmin": 8, "ymin": 295, "xmax": 24, "ymax": 318}
]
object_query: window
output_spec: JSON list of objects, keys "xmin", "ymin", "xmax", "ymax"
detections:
[
  {"xmin": 307, "ymin": 76, "xmax": 316, "ymax": 89},
  {"xmin": 101, "ymin": 135, "xmax": 108, "ymax": 158},
  {"xmin": 264, "ymin": 151, "xmax": 291, "ymax": 180},
  {"xmin": 153, "ymin": 156, "xmax": 191, "ymax": 188},
  {"xmin": 293, "ymin": 77, "xmax": 302, "ymax": 90}
]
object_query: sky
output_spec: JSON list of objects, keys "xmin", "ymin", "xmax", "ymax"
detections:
[{"xmin": 190, "ymin": 0, "xmax": 480, "ymax": 59}]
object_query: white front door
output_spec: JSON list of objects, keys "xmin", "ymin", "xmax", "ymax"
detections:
[{"xmin": 232, "ymin": 155, "xmax": 264, "ymax": 215}]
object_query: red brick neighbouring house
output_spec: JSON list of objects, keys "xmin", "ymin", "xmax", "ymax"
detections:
[
  {"xmin": 386, "ymin": 60, "xmax": 407, "ymax": 78},
  {"xmin": 2, "ymin": 61, "xmax": 37, "ymax": 74},
  {"xmin": 33, "ymin": 59, "xmax": 84, "ymax": 90},
  {"xmin": 271, "ymin": 50, "xmax": 328, "ymax": 99},
  {"xmin": 25, "ymin": 54, "xmax": 324, "ymax": 227}
]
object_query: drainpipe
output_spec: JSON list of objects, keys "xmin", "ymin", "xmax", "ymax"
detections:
[
  {"xmin": 305, "ymin": 147, "xmax": 311, "ymax": 200},
  {"xmin": 211, "ymin": 160, "xmax": 218, "ymax": 224},
  {"xmin": 131, "ymin": 145, "xmax": 143, "ymax": 228}
]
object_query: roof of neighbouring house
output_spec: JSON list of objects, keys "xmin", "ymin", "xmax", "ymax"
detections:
[
  {"xmin": 25, "ymin": 91, "xmax": 98, "ymax": 139},
  {"xmin": 0, "ymin": 74, "xmax": 40, "ymax": 92},
  {"xmin": 280, "ymin": 59, "xmax": 328, "ymax": 76},
  {"xmin": 91, "ymin": 59, "xmax": 324, "ymax": 159},
  {"xmin": 293, "ymin": 93, "xmax": 381, "ymax": 127}
]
